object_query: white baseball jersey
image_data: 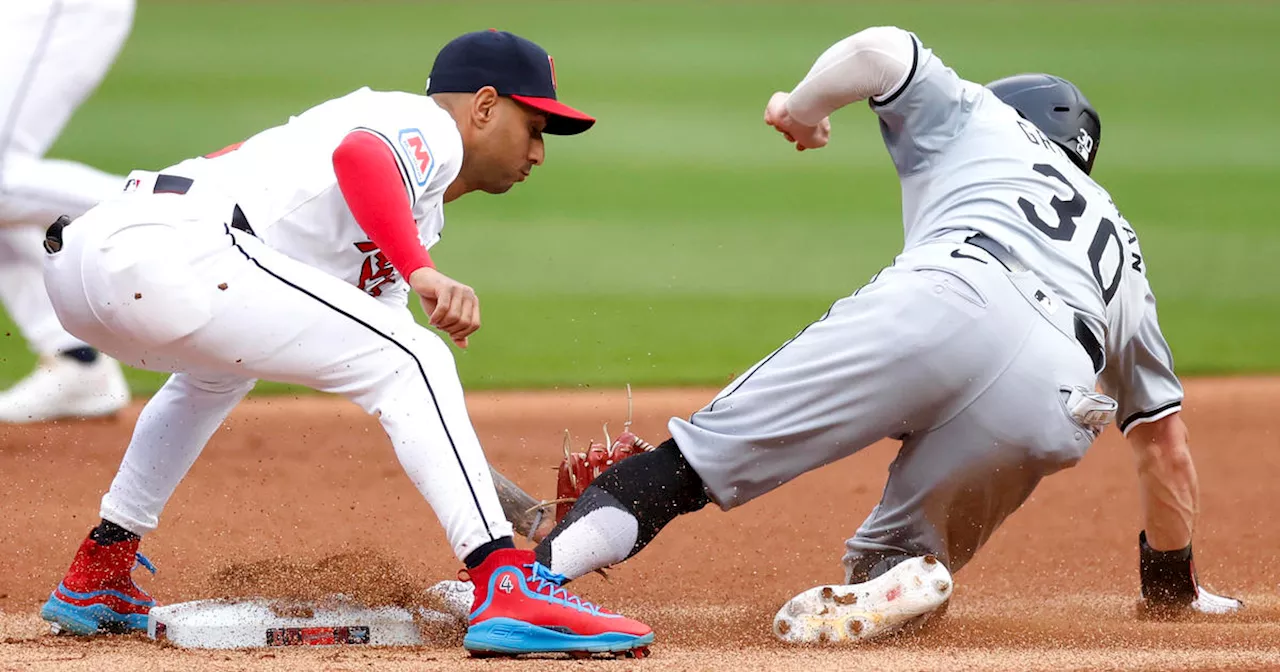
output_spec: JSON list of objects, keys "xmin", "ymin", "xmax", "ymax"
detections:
[
  {"xmin": 873, "ymin": 31, "xmax": 1182, "ymax": 433},
  {"xmin": 160, "ymin": 87, "xmax": 462, "ymax": 303}
]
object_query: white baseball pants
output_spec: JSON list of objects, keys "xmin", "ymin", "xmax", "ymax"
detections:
[{"xmin": 43, "ymin": 183, "xmax": 513, "ymax": 560}]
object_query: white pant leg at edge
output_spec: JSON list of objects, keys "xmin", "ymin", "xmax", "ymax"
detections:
[
  {"xmin": 44, "ymin": 205, "xmax": 513, "ymax": 559},
  {"xmin": 0, "ymin": 0, "xmax": 133, "ymax": 226},
  {"xmin": 0, "ymin": 226, "xmax": 84, "ymax": 354},
  {"xmin": 0, "ymin": 0, "xmax": 134, "ymax": 353}
]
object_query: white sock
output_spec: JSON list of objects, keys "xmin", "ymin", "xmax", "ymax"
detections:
[{"xmin": 548, "ymin": 506, "xmax": 639, "ymax": 580}]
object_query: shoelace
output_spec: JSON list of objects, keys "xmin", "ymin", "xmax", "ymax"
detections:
[
  {"xmin": 526, "ymin": 562, "xmax": 602, "ymax": 614},
  {"xmin": 134, "ymin": 552, "xmax": 157, "ymax": 575}
]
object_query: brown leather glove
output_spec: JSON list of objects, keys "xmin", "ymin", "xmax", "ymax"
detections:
[{"xmin": 555, "ymin": 430, "xmax": 655, "ymax": 523}]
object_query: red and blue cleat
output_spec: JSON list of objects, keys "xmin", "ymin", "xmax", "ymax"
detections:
[
  {"xmin": 41, "ymin": 535, "xmax": 156, "ymax": 635},
  {"xmin": 463, "ymin": 548, "xmax": 653, "ymax": 658}
]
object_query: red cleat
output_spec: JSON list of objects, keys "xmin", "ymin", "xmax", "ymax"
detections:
[
  {"xmin": 462, "ymin": 548, "xmax": 653, "ymax": 656},
  {"xmin": 41, "ymin": 534, "xmax": 156, "ymax": 635}
]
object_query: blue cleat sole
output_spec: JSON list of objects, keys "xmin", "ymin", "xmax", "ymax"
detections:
[
  {"xmin": 464, "ymin": 617, "xmax": 655, "ymax": 655},
  {"xmin": 40, "ymin": 595, "xmax": 149, "ymax": 636}
]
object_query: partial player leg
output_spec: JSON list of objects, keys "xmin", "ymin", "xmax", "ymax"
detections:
[
  {"xmin": 47, "ymin": 215, "xmax": 516, "ymax": 562},
  {"xmin": 0, "ymin": 0, "xmax": 132, "ymax": 225},
  {"xmin": 100, "ymin": 373, "xmax": 257, "ymax": 535},
  {"xmin": 43, "ymin": 213, "xmax": 653, "ymax": 650},
  {"xmin": 771, "ymin": 262, "xmax": 1106, "ymax": 644},
  {"xmin": 536, "ymin": 438, "xmax": 712, "ymax": 580},
  {"xmin": 39, "ymin": 370, "xmax": 253, "ymax": 634},
  {"xmin": 0, "ymin": 226, "xmax": 129, "ymax": 422},
  {"xmin": 538, "ymin": 260, "xmax": 1032, "ymax": 580},
  {"xmin": 842, "ymin": 315, "xmax": 1101, "ymax": 579},
  {"xmin": 202, "ymin": 231, "xmax": 653, "ymax": 654},
  {"xmin": 0, "ymin": 0, "xmax": 134, "ymax": 422},
  {"xmin": 0, "ymin": 227, "xmax": 82, "ymax": 354}
]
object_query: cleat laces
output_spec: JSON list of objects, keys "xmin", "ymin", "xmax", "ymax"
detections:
[
  {"xmin": 527, "ymin": 562, "xmax": 602, "ymax": 614},
  {"xmin": 133, "ymin": 553, "xmax": 157, "ymax": 575}
]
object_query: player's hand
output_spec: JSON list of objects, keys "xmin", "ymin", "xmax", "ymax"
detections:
[
  {"xmin": 764, "ymin": 91, "xmax": 830, "ymax": 151},
  {"xmin": 409, "ymin": 267, "xmax": 480, "ymax": 349}
]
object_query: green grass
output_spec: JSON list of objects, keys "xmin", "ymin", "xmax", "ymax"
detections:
[{"xmin": 2, "ymin": 1, "xmax": 1278, "ymax": 393}]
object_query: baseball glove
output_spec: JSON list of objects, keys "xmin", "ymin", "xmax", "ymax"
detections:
[{"xmin": 552, "ymin": 385, "xmax": 656, "ymax": 523}]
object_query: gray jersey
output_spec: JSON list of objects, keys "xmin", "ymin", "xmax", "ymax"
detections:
[{"xmin": 873, "ymin": 32, "xmax": 1182, "ymax": 432}]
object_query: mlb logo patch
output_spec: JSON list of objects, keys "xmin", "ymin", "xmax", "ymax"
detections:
[{"xmin": 398, "ymin": 128, "xmax": 434, "ymax": 187}]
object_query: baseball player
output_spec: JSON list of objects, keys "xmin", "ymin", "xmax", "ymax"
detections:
[
  {"xmin": 533, "ymin": 25, "xmax": 1241, "ymax": 643},
  {"xmin": 0, "ymin": 0, "xmax": 135, "ymax": 423},
  {"xmin": 38, "ymin": 30, "xmax": 653, "ymax": 658}
]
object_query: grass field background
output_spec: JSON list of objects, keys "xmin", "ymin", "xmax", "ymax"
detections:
[{"xmin": 1, "ymin": 1, "xmax": 1277, "ymax": 394}]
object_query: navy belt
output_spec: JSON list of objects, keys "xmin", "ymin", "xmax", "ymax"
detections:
[
  {"xmin": 152, "ymin": 175, "xmax": 255, "ymax": 237},
  {"xmin": 43, "ymin": 174, "xmax": 255, "ymax": 254},
  {"xmin": 964, "ymin": 233, "xmax": 1105, "ymax": 374}
]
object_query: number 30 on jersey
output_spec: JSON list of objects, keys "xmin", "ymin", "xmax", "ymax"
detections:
[{"xmin": 1017, "ymin": 163, "xmax": 1142, "ymax": 305}]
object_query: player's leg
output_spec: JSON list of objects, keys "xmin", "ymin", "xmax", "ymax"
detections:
[
  {"xmin": 44, "ymin": 213, "xmax": 515, "ymax": 558},
  {"xmin": 774, "ymin": 263, "xmax": 1106, "ymax": 644},
  {"xmin": 537, "ymin": 262, "xmax": 1021, "ymax": 580},
  {"xmin": 42, "ymin": 214, "xmax": 653, "ymax": 650},
  {"xmin": 0, "ymin": 0, "xmax": 132, "ymax": 225},
  {"xmin": 42, "ymin": 371, "xmax": 255, "ymax": 635},
  {"xmin": 0, "ymin": 0, "xmax": 134, "ymax": 421},
  {"xmin": 200, "ymin": 232, "xmax": 653, "ymax": 654},
  {"xmin": 841, "ymin": 353, "xmax": 1098, "ymax": 582},
  {"xmin": 841, "ymin": 271, "xmax": 1105, "ymax": 579},
  {"xmin": 0, "ymin": 226, "xmax": 129, "ymax": 422}
]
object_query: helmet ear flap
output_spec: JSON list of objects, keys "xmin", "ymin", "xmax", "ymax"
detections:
[{"xmin": 1073, "ymin": 108, "xmax": 1101, "ymax": 174}]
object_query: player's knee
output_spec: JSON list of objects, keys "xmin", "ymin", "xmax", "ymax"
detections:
[{"xmin": 180, "ymin": 374, "xmax": 255, "ymax": 396}]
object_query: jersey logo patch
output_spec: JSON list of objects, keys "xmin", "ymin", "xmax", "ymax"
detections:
[
  {"xmin": 1033, "ymin": 288, "xmax": 1060, "ymax": 315},
  {"xmin": 354, "ymin": 241, "xmax": 396, "ymax": 297},
  {"xmin": 398, "ymin": 128, "xmax": 434, "ymax": 188}
]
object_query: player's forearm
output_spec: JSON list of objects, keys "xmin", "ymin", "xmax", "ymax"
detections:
[
  {"xmin": 785, "ymin": 26, "xmax": 914, "ymax": 126},
  {"xmin": 1128, "ymin": 413, "xmax": 1197, "ymax": 550}
]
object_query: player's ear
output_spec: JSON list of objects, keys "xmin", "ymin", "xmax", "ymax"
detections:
[{"xmin": 471, "ymin": 86, "xmax": 500, "ymax": 129}]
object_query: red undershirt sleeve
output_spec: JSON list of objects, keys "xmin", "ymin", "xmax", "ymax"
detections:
[{"xmin": 332, "ymin": 130, "xmax": 434, "ymax": 278}]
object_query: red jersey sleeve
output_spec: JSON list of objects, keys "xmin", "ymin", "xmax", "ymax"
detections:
[{"xmin": 332, "ymin": 130, "xmax": 434, "ymax": 278}]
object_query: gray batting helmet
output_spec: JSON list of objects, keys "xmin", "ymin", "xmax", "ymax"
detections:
[{"xmin": 986, "ymin": 74, "xmax": 1101, "ymax": 175}]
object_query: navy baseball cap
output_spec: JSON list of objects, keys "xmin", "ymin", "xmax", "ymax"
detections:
[{"xmin": 426, "ymin": 30, "xmax": 595, "ymax": 136}]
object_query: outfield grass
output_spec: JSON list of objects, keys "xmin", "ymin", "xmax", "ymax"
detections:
[{"xmin": 1, "ymin": 1, "xmax": 1277, "ymax": 393}]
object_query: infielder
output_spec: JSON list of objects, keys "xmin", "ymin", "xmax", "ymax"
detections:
[
  {"xmin": 535, "ymin": 25, "xmax": 1241, "ymax": 643},
  {"xmin": 0, "ymin": 0, "xmax": 134, "ymax": 423},
  {"xmin": 39, "ymin": 30, "xmax": 653, "ymax": 658}
]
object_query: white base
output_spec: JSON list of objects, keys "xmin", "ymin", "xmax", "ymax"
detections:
[{"xmin": 147, "ymin": 596, "xmax": 462, "ymax": 649}]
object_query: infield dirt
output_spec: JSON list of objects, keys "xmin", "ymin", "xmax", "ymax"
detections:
[{"xmin": 3, "ymin": 380, "xmax": 1278, "ymax": 670}]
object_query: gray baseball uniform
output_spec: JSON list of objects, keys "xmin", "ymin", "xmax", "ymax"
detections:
[{"xmin": 670, "ymin": 30, "xmax": 1182, "ymax": 576}]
